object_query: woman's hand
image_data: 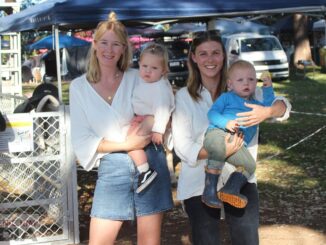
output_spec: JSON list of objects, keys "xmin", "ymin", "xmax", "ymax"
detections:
[
  {"xmin": 236, "ymin": 102, "xmax": 271, "ymax": 127},
  {"xmin": 224, "ymin": 131, "xmax": 244, "ymax": 158},
  {"xmin": 125, "ymin": 124, "xmax": 151, "ymax": 151}
]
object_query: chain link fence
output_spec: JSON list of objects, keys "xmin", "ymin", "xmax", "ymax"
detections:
[{"xmin": 0, "ymin": 94, "xmax": 79, "ymax": 244}]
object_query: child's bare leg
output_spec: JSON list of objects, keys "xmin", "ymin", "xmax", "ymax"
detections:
[
  {"xmin": 128, "ymin": 115, "xmax": 154, "ymax": 167},
  {"xmin": 128, "ymin": 115, "xmax": 157, "ymax": 193},
  {"xmin": 136, "ymin": 116, "xmax": 154, "ymax": 136},
  {"xmin": 128, "ymin": 150, "xmax": 147, "ymax": 167}
]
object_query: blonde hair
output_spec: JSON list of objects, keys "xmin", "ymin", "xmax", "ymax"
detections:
[
  {"xmin": 86, "ymin": 12, "xmax": 132, "ymax": 83},
  {"xmin": 227, "ymin": 60, "xmax": 256, "ymax": 80},
  {"xmin": 139, "ymin": 43, "xmax": 169, "ymax": 78},
  {"xmin": 187, "ymin": 31, "xmax": 227, "ymax": 102}
]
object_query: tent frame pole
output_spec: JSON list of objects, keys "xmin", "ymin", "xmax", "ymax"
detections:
[{"xmin": 53, "ymin": 25, "xmax": 63, "ymax": 103}]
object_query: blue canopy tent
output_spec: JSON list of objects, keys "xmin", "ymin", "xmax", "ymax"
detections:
[
  {"xmin": 0, "ymin": 0, "xmax": 325, "ymax": 101},
  {"xmin": 27, "ymin": 34, "xmax": 90, "ymax": 51},
  {"xmin": 0, "ymin": 0, "xmax": 325, "ymax": 33}
]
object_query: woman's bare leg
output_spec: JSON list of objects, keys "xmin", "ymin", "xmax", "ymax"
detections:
[
  {"xmin": 89, "ymin": 217, "xmax": 123, "ymax": 245},
  {"xmin": 137, "ymin": 213, "xmax": 163, "ymax": 245}
]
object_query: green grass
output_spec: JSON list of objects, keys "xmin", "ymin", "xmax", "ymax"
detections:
[{"xmin": 257, "ymin": 69, "xmax": 326, "ymax": 231}]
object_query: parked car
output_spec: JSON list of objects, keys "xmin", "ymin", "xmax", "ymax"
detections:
[
  {"xmin": 222, "ymin": 33, "xmax": 289, "ymax": 80},
  {"xmin": 132, "ymin": 40, "xmax": 189, "ymax": 87}
]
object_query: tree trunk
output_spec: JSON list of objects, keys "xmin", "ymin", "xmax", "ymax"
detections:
[{"xmin": 293, "ymin": 14, "xmax": 312, "ymax": 68}]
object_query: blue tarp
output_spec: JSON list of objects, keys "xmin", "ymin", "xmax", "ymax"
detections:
[
  {"xmin": 0, "ymin": 0, "xmax": 325, "ymax": 33},
  {"xmin": 27, "ymin": 34, "xmax": 90, "ymax": 50}
]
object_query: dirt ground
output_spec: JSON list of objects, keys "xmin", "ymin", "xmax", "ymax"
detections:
[{"xmin": 77, "ymin": 170, "xmax": 326, "ymax": 245}]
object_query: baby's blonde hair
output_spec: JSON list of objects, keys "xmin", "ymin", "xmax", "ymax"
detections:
[
  {"xmin": 140, "ymin": 43, "xmax": 169, "ymax": 78},
  {"xmin": 227, "ymin": 60, "xmax": 256, "ymax": 80}
]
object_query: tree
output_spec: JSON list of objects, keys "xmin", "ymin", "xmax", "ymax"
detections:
[{"xmin": 293, "ymin": 14, "xmax": 313, "ymax": 68}]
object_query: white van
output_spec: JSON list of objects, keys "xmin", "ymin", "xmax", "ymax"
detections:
[{"xmin": 222, "ymin": 33, "xmax": 289, "ymax": 80}]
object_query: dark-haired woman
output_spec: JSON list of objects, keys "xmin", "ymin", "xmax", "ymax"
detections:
[{"xmin": 172, "ymin": 31, "xmax": 291, "ymax": 245}]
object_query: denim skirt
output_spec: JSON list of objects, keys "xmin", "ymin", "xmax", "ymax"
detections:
[{"xmin": 90, "ymin": 143, "xmax": 174, "ymax": 220}]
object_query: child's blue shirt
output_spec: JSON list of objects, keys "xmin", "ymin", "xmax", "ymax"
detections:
[{"xmin": 207, "ymin": 86, "xmax": 275, "ymax": 144}]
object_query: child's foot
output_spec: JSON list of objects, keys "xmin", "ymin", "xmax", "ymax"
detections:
[{"xmin": 136, "ymin": 168, "xmax": 157, "ymax": 193}]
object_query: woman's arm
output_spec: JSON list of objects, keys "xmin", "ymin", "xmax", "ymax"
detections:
[
  {"xmin": 236, "ymin": 100, "xmax": 288, "ymax": 127},
  {"xmin": 172, "ymin": 93, "xmax": 203, "ymax": 167},
  {"xmin": 97, "ymin": 124, "xmax": 151, "ymax": 153}
]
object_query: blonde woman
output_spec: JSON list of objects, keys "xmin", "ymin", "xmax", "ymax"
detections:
[{"xmin": 69, "ymin": 12, "xmax": 173, "ymax": 245}]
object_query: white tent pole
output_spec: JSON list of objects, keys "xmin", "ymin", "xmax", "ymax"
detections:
[{"xmin": 54, "ymin": 25, "xmax": 63, "ymax": 103}]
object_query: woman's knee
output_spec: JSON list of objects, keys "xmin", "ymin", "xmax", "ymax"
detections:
[
  {"xmin": 137, "ymin": 213, "xmax": 163, "ymax": 245},
  {"xmin": 89, "ymin": 217, "xmax": 123, "ymax": 245}
]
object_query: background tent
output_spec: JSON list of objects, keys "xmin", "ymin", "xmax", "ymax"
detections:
[
  {"xmin": 165, "ymin": 23, "xmax": 206, "ymax": 36},
  {"xmin": 215, "ymin": 18, "xmax": 270, "ymax": 35},
  {"xmin": 313, "ymin": 19, "xmax": 326, "ymax": 31},
  {"xmin": 313, "ymin": 19, "xmax": 326, "ymax": 47},
  {"xmin": 28, "ymin": 34, "xmax": 90, "ymax": 51},
  {"xmin": 0, "ymin": 0, "xmax": 325, "ymax": 33}
]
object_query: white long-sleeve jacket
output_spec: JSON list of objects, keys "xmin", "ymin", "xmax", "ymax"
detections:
[
  {"xmin": 172, "ymin": 86, "xmax": 291, "ymax": 201},
  {"xmin": 69, "ymin": 69, "xmax": 138, "ymax": 171}
]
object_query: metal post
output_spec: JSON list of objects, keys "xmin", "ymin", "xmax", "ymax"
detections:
[{"xmin": 54, "ymin": 25, "xmax": 63, "ymax": 103}]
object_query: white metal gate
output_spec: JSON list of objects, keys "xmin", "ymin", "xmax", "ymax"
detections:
[{"xmin": 0, "ymin": 94, "xmax": 79, "ymax": 244}]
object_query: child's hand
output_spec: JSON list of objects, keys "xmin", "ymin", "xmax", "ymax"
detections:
[
  {"xmin": 226, "ymin": 120, "xmax": 239, "ymax": 133},
  {"xmin": 260, "ymin": 71, "xmax": 272, "ymax": 87},
  {"xmin": 151, "ymin": 132, "xmax": 163, "ymax": 145}
]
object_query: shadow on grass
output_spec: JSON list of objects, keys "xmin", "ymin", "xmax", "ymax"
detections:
[{"xmin": 258, "ymin": 181, "xmax": 326, "ymax": 233}]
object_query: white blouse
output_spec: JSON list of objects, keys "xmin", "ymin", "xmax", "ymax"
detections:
[
  {"xmin": 132, "ymin": 77, "xmax": 175, "ymax": 134},
  {"xmin": 69, "ymin": 69, "xmax": 138, "ymax": 171},
  {"xmin": 172, "ymin": 86, "xmax": 291, "ymax": 201}
]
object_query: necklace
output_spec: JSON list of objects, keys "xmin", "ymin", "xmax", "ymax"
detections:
[
  {"xmin": 105, "ymin": 71, "xmax": 121, "ymax": 103},
  {"xmin": 91, "ymin": 71, "xmax": 121, "ymax": 104}
]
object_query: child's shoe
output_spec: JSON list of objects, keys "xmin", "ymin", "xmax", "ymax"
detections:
[
  {"xmin": 201, "ymin": 171, "xmax": 223, "ymax": 208},
  {"xmin": 136, "ymin": 168, "xmax": 157, "ymax": 193},
  {"xmin": 218, "ymin": 171, "xmax": 248, "ymax": 208}
]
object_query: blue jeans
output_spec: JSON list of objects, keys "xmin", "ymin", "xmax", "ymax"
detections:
[{"xmin": 184, "ymin": 183, "xmax": 259, "ymax": 245}]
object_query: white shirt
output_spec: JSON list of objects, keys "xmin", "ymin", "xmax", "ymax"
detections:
[
  {"xmin": 172, "ymin": 86, "xmax": 291, "ymax": 201},
  {"xmin": 69, "ymin": 69, "xmax": 138, "ymax": 171},
  {"xmin": 132, "ymin": 77, "xmax": 175, "ymax": 134}
]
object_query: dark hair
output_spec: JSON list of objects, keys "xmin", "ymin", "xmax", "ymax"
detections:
[
  {"xmin": 0, "ymin": 112, "xmax": 6, "ymax": 132},
  {"xmin": 187, "ymin": 30, "xmax": 228, "ymax": 101}
]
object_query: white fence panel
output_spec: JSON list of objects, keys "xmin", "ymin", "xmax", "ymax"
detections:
[{"xmin": 0, "ymin": 95, "xmax": 79, "ymax": 245}]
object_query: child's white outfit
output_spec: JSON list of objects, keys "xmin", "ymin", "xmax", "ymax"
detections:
[
  {"xmin": 132, "ymin": 77, "xmax": 175, "ymax": 135},
  {"xmin": 131, "ymin": 76, "xmax": 175, "ymax": 193}
]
